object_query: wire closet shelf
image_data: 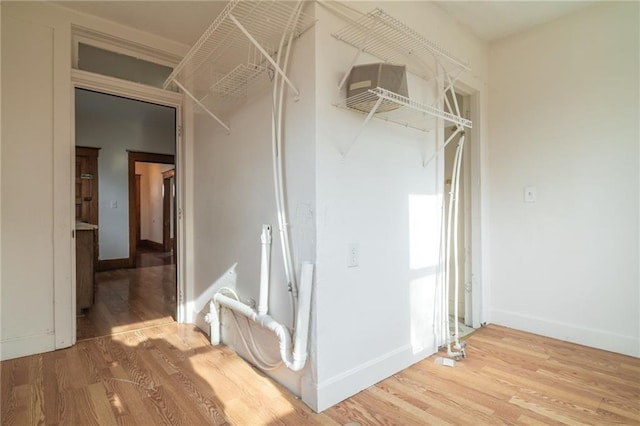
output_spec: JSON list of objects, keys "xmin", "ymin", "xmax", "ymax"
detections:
[
  {"xmin": 163, "ymin": 0, "xmax": 315, "ymax": 132},
  {"xmin": 332, "ymin": 7, "xmax": 473, "ymax": 132}
]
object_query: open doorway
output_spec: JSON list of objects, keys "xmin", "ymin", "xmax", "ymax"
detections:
[
  {"xmin": 444, "ymin": 90, "xmax": 474, "ymax": 337},
  {"xmin": 128, "ymin": 152, "xmax": 176, "ymax": 268},
  {"xmin": 74, "ymin": 88, "xmax": 178, "ymax": 341}
]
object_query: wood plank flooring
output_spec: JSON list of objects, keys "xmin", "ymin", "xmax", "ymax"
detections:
[
  {"xmin": 76, "ymin": 250, "xmax": 176, "ymax": 341},
  {"xmin": 2, "ymin": 324, "xmax": 638, "ymax": 425},
  {"xmin": 326, "ymin": 326, "xmax": 639, "ymax": 425}
]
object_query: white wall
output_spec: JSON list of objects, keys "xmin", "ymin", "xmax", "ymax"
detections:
[
  {"xmin": 0, "ymin": 3, "xmax": 3, "ymax": 350},
  {"xmin": 1, "ymin": 12, "xmax": 58, "ymax": 358},
  {"xmin": 0, "ymin": 1, "xmax": 188, "ymax": 360},
  {"xmin": 191, "ymin": 9, "xmax": 317, "ymax": 396},
  {"xmin": 76, "ymin": 90, "xmax": 175, "ymax": 260},
  {"xmin": 488, "ymin": 2, "xmax": 639, "ymax": 356},
  {"xmin": 309, "ymin": 1, "xmax": 488, "ymax": 411}
]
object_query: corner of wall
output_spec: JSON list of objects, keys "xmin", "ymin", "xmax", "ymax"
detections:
[{"xmin": 490, "ymin": 309, "xmax": 640, "ymax": 358}]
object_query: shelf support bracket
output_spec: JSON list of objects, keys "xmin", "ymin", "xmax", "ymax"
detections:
[
  {"xmin": 341, "ymin": 96, "xmax": 384, "ymax": 157},
  {"xmin": 433, "ymin": 65, "xmax": 464, "ymax": 109},
  {"xmin": 423, "ymin": 125, "xmax": 463, "ymax": 168},
  {"xmin": 173, "ymin": 79, "xmax": 231, "ymax": 134},
  {"xmin": 446, "ymin": 72, "xmax": 462, "ymax": 118},
  {"xmin": 228, "ymin": 13, "xmax": 301, "ymax": 98}
]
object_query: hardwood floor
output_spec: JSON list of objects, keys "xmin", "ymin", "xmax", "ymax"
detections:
[
  {"xmin": 2, "ymin": 324, "xmax": 638, "ymax": 425},
  {"xmin": 76, "ymin": 250, "xmax": 176, "ymax": 341},
  {"xmin": 326, "ymin": 326, "xmax": 640, "ymax": 425}
]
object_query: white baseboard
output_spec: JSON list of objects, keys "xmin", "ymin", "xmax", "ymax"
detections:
[
  {"xmin": 302, "ymin": 343, "xmax": 436, "ymax": 412},
  {"xmin": 490, "ymin": 309, "xmax": 639, "ymax": 357},
  {"xmin": 1, "ymin": 332, "xmax": 56, "ymax": 361}
]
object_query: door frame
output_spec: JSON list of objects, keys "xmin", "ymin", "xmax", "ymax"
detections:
[
  {"xmin": 442, "ymin": 82, "xmax": 484, "ymax": 330},
  {"xmin": 128, "ymin": 152, "xmax": 175, "ymax": 266},
  {"xmin": 162, "ymin": 169, "xmax": 176, "ymax": 252},
  {"xmin": 457, "ymin": 84, "xmax": 483, "ymax": 329},
  {"xmin": 71, "ymin": 69, "xmax": 189, "ymax": 338}
]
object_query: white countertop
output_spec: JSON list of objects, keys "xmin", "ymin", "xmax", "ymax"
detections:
[{"xmin": 76, "ymin": 221, "xmax": 98, "ymax": 231}]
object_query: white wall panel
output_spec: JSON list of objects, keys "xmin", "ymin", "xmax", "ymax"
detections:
[
  {"xmin": 1, "ymin": 15, "xmax": 56, "ymax": 358},
  {"xmin": 0, "ymin": 1, "xmax": 189, "ymax": 360},
  {"xmin": 309, "ymin": 1, "xmax": 489, "ymax": 411},
  {"xmin": 488, "ymin": 2, "xmax": 639, "ymax": 356}
]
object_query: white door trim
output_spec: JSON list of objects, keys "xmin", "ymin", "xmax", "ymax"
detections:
[
  {"xmin": 70, "ymin": 69, "xmax": 190, "ymax": 342},
  {"xmin": 468, "ymin": 90, "xmax": 483, "ymax": 329},
  {"xmin": 449, "ymin": 82, "xmax": 484, "ymax": 329}
]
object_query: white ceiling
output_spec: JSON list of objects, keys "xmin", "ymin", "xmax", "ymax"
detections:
[
  {"xmin": 55, "ymin": 1, "xmax": 228, "ymax": 46},
  {"xmin": 434, "ymin": 1, "xmax": 595, "ymax": 42},
  {"xmin": 55, "ymin": 1, "xmax": 597, "ymax": 46}
]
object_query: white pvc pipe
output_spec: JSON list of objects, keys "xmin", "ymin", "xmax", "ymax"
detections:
[
  {"xmin": 452, "ymin": 135, "xmax": 465, "ymax": 348},
  {"xmin": 208, "ymin": 299, "xmax": 221, "ymax": 345},
  {"xmin": 444, "ymin": 147, "xmax": 457, "ymax": 346},
  {"xmin": 258, "ymin": 224, "xmax": 272, "ymax": 316},
  {"xmin": 208, "ymin": 262, "xmax": 314, "ymax": 372},
  {"xmin": 292, "ymin": 262, "xmax": 314, "ymax": 365},
  {"xmin": 271, "ymin": 2, "xmax": 303, "ymax": 327},
  {"xmin": 443, "ymin": 132, "xmax": 466, "ymax": 359},
  {"xmin": 276, "ymin": 23, "xmax": 299, "ymax": 301}
]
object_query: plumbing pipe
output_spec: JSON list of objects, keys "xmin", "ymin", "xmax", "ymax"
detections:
[
  {"xmin": 448, "ymin": 136, "xmax": 462, "ymax": 350},
  {"xmin": 208, "ymin": 299, "xmax": 221, "ymax": 345},
  {"xmin": 271, "ymin": 2, "xmax": 303, "ymax": 327},
  {"xmin": 207, "ymin": 263, "xmax": 314, "ymax": 372},
  {"xmin": 258, "ymin": 225, "xmax": 272, "ymax": 316},
  {"xmin": 444, "ymin": 141, "xmax": 457, "ymax": 347},
  {"xmin": 452, "ymin": 134, "xmax": 465, "ymax": 348},
  {"xmin": 443, "ymin": 132, "xmax": 466, "ymax": 359},
  {"xmin": 292, "ymin": 262, "xmax": 313, "ymax": 366},
  {"xmin": 230, "ymin": 312, "xmax": 281, "ymax": 370},
  {"xmin": 277, "ymin": 17, "xmax": 299, "ymax": 301}
]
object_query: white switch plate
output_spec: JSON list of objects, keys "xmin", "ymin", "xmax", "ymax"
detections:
[
  {"xmin": 111, "ymin": 200, "xmax": 118, "ymax": 208},
  {"xmin": 524, "ymin": 186, "xmax": 537, "ymax": 203},
  {"xmin": 347, "ymin": 243, "xmax": 359, "ymax": 268}
]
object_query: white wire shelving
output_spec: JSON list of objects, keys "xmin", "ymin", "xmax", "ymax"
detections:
[
  {"xmin": 333, "ymin": 8, "xmax": 470, "ymax": 80},
  {"xmin": 163, "ymin": 0, "xmax": 315, "ymax": 133},
  {"xmin": 335, "ymin": 87, "xmax": 472, "ymax": 132},
  {"xmin": 329, "ymin": 6, "xmax": 472, "ymax": 154}
]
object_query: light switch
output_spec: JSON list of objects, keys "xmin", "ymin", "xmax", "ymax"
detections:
[{"xmin": 111, "ymin": 200, "xmax": 118, "ymax": 209}]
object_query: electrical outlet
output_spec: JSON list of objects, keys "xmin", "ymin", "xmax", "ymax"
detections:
[
  {"xmin": 524, "ymin": 186, "xmax": 537, "ymax": 203},
  {"xmin": 347, "ymin": 243, "xmax": 359, "ymax": 268}
]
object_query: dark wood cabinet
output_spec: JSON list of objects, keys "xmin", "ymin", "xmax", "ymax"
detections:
[
  {"xmin": 76, "ymin": 223, "xmax": 98, "ymax": 314},
  {"xmin": 75, "ymin": 146, "xmax": 100, "ymax": 225}
]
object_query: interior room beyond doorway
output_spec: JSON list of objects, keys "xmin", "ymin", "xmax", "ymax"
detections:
[{"xmin": 74, "ymin": 88, "xmax": 178, "ymax": 340}]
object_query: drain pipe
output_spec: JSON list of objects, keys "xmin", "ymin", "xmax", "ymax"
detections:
[
  {"xmin": 271, "ymin": 1, "xmax": 303, "ymax": 327},
  {"xmin": 444, "ymin": 131, "xmax": 466, "ymax": 360},
  {"xmin": 452, "ymin": 134, "xmax": 465, "ymax": 350},
  {"xmin": 207, "ymin": 262, "xmax": 314, "ymax": 371},
  {"xmin": 258, "ymin": 225, "xmax": 272, "ymax": 316}
]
